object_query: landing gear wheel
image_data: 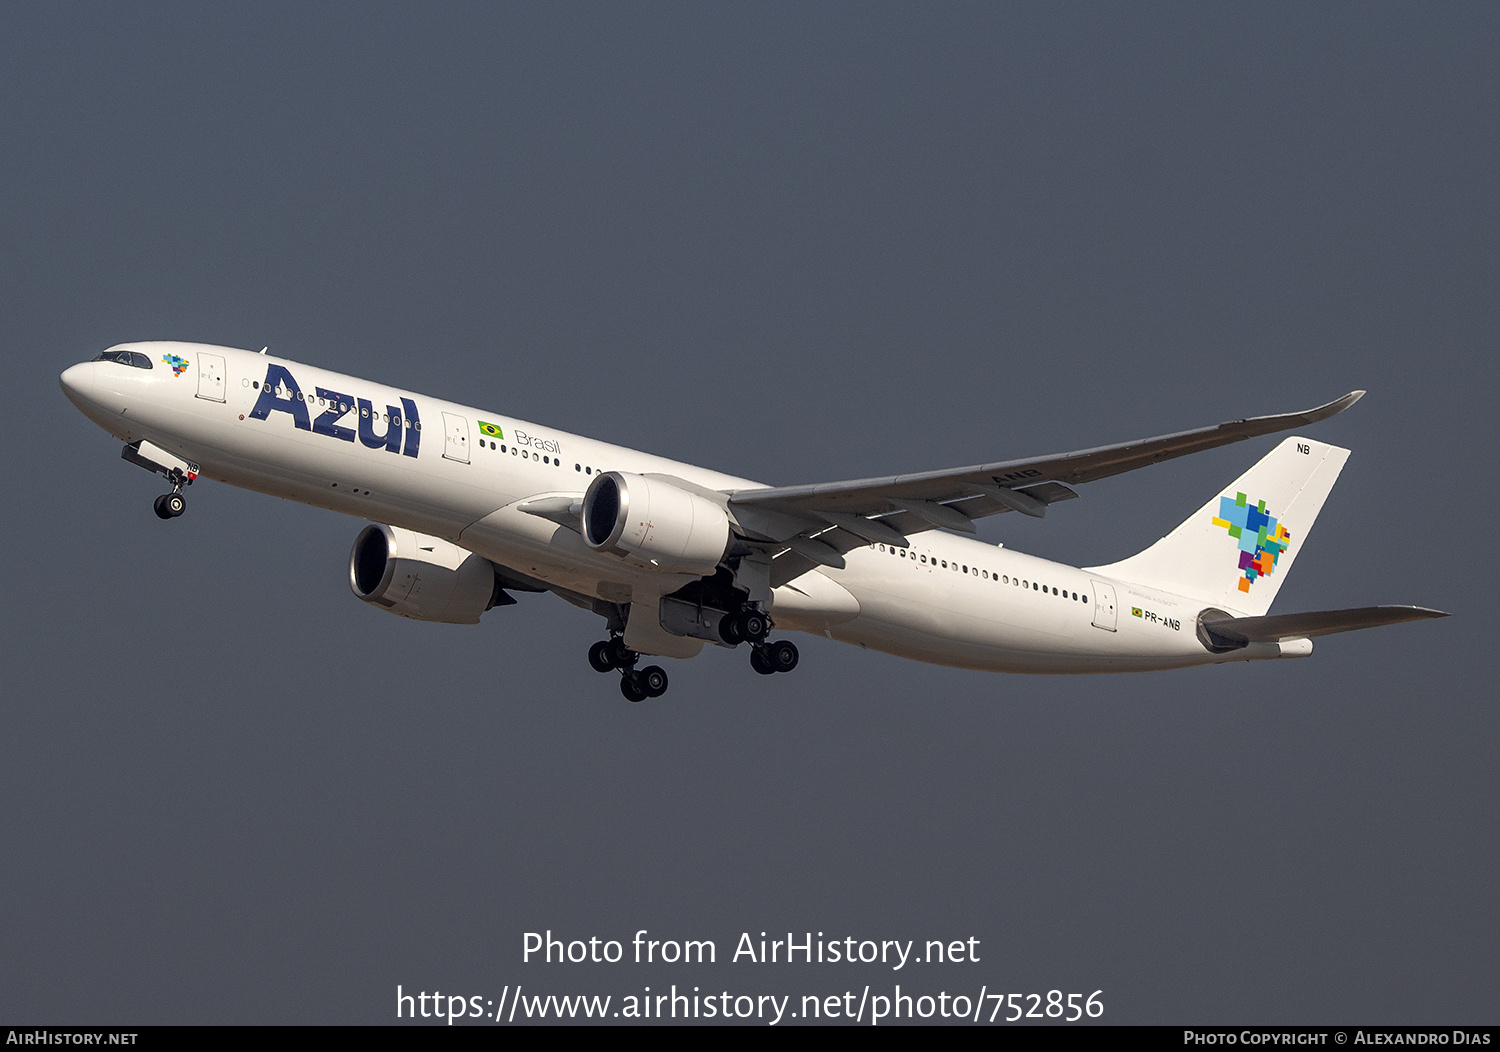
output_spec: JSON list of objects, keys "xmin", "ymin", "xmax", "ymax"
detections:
[
  {"xmin": 719, "ymin": 612, "xmax": 744, "ymax": 646},
  {"xmin": 639, "ymin": 665, "xmax": 669, "ymax": 698},
  {"xmin": 588, "ymin": 640, "xmax": 615, "ymax": 673},
  {"xmin": 153, "ymin": 495, "xmax": 172, "ymax": 520},
  {"xmin": 737, "ymin": 609, "xmax": 770, "ymax": 644},
  {"xmin": 165, "ymin": 492, "xmax": 186, "ymax": 517},
  {"xmin": 606, "ymin": 637, "xmax": 636, "ymax": 671},
  {"xmin": 620, "ymin": 673, "xmax": 649, "ymax": 703},
  {"xmin": 768, "ymin": 640, "xmax": 799, "ymax": 673},
  {"xmin": 749, "ymin": 646, "xmax": 775, "ymax": 675}
]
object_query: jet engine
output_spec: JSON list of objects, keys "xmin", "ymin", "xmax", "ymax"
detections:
[
  {"xmin": 581, "ymin": 471, "xmax": 731, "ymax": 576},
  {"xmin": 349, "ymin": 524, "xmax": 501, "ymax": 624}
]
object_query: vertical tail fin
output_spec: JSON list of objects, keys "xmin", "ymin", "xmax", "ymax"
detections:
[{"xmin": 1087, "ymin": 436, "xmax": 1350, "ymax": 616}]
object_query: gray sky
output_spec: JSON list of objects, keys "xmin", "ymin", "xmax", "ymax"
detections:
[{"xmin": 3, "ymin": 2, "xmax": 1494, "ymax": 1024}]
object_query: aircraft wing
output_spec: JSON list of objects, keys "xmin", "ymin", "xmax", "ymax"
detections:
[{"xmin": 727, "ymin": 391, "xmax": 1365, "ymax": 551}]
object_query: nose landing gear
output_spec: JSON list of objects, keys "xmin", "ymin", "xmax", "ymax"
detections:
[
  {"xmin": 152, "ymin": 470, "xmax": 191, "ymax": 519},
  {"xmin": 122, "ymin": 444, "xmax": 197, "ymax": 520}
]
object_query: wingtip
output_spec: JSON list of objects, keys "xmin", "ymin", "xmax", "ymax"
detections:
[
  {"xmin": 1301, "ymin": 389, "xmax": 1365, "ymax": 422},
  {"xmin": 1383, "ymin": 604, "xmax": 1450, "ymax": 620}
]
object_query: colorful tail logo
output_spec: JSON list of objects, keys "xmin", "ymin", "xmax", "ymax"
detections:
[{"xmin": 1212, "ymin": 492, "xmax": 1290, "ymax": 593}]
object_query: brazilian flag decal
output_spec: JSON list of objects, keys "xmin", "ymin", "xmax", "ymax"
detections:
[
  {"xmin": 478, "ymin": 421, "xmax": 504, "ymax": 439},
  {"xmin": 1132, "ymin": 607, "xmax": 1143, "ymax": 618}
]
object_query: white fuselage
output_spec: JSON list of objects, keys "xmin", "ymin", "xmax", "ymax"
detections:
[{"xmin": 61, "ymin": 342, "xmax": 1292, "ymax": 673}]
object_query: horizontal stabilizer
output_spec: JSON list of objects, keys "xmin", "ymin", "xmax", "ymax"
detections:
[{"xmin": 1201, "ymin": 605, "xmax": 1448, "ymax": 647}]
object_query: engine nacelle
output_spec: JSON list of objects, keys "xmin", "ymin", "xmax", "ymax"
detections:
[
  {"xmin": 349, "ymin": 524, "xmax": 499, "ymax": 624},
  {"xmin": 582, "ymin": 471, "xmax": 731, "ymax": 575}
]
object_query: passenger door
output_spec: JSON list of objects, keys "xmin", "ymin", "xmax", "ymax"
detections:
[
  {"xmin": 195, "ymin": 353, "xmax": 226, "ymax": 402},
  {"xmin": 442, "ymin": 412, "xmax": 470, "ymax": 463},
  {"xmin": 1090, "ymin": 580, "xmax": 1118, "ymax": 631}
]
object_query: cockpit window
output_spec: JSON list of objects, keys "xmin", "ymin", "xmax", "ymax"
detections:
[{"xmin": 93, "ymin": 350, "xmax": 154, "ymax": 370}]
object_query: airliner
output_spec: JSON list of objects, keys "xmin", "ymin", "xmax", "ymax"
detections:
[{"xmin": 60, "ymin": 342, "xmax": 1445, "ymax": 701}]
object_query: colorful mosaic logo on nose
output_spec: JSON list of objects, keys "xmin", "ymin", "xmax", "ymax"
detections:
[
  {"xmin": 1212, "ymin": 492, "xmax": 1290, "ymax": 594},
  {"xmin": 162, "ymin": 354, "xmax": 190, "ymax": 377}
]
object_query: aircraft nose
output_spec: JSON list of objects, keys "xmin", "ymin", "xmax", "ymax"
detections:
[{"xmin": 59, "ymin": 361, "xmax": 97, "ymax": 406}]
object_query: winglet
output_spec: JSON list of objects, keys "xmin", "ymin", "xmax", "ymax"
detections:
[
  {"xmin": 1256, "ymin": 390, "xmax": 1364, "ymax": 427},
  {"xmin": 1312, "ymin": 389, "xmax": 1364, "ymax": 418}
]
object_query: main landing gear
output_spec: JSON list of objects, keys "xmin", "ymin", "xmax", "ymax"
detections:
[
  {"xmin": 718, "ymin": 607, "xmax": 769, "ymax": 646},
  {"xmin": 584, "ymin": 605, "xmax": 800, "ymax": 700},
  {"xmin": 588, "ymin": 636, "xmax": 669, "ymax": 702},
  {"xmin": 719, "ymin": 607, "xmax": 798, "ymax": 677},
  {"xmin": 749, "ymin": 638, "xmax": 799, "ymax": 676},
  {"xmin": 152, "ymin": 469, "xmax": 190, "ymax": 520}
]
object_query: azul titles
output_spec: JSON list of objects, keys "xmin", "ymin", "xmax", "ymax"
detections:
[{"xmin": 249, "ymin": 364, "xmax": 421, "ymax": 458}]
